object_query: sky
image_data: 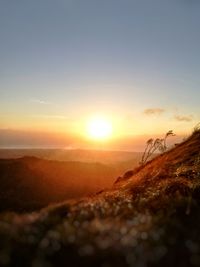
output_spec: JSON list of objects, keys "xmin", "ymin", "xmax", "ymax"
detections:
[{"xmin": 0, "ymin": 0, "xmax": 200, "ymax": 149}]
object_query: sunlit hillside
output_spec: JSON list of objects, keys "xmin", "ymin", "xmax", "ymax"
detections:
[{"xmin": 0, "ymin": 129, "xmax": 199, "ymax": 266}]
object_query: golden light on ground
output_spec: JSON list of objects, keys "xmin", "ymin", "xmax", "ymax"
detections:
[{"xmin": 86, "ymin": 116, "xmax": 113, "ymax": 140}]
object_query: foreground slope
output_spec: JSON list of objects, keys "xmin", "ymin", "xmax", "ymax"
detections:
[{"xmin": 0, "ymin": 131, "xmax": 200, "ymax": 267}]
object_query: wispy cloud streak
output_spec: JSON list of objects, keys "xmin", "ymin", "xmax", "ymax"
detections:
[
  {"xmin": 143, "ymin": 108, "xmax": 165, "ymax": 116},
  {"xmin": 174, "ymin": 115, "xmax": 193, "ymax": 122},
  {"xmin": 32, "ymin": 115, "xmax": 68, "ymax": 120},
  {"xmin": 30, "ymin": 98, "xmax": 52, "ymax": 105}
]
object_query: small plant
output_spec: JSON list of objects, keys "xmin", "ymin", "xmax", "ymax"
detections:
[
  {"xmin": 193, "ymin": 122, "xmax": 200, "ymax": 133},
  {"xmin": 140, "ymin": 130, "xmax": 175, "ymax": 165}
]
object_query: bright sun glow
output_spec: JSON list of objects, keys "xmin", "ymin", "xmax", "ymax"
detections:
[{"xmin": 86, "ymin": 116, "xmax": 113, "ymax": 140}]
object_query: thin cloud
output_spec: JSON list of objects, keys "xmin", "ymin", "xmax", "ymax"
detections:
[
  {"xmin": 30, "ymin": 98, "xmax": 52, "ymax": 105},
  {"xmin": 174, "ymin": 115, "xmax": 193, "ymax": 122},
  {"xmin": 32, "ymin": 115, "xmax": 68, "ymax": 120},
  {"xmin": 143, "ymin": 108, "xmax": 165, "ymax": 116}
]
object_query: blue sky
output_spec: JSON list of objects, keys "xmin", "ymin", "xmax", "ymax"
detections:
[{"xmin": 0, "ymin": 0, "xmax": 200, "ymax": 148}]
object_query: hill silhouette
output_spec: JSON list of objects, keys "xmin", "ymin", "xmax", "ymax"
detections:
[
  {"xmin": 0, "ymin": 149, "xmax": 142, "ymax": 165},
  {"xmin": 0, "ymin": 130, "xmax": 200, "ymax": 266},
  {"xmin": 0, "ymin": 157, "xmax": 125, "ymax": 212}
]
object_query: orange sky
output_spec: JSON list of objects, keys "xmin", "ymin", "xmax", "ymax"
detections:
[{"xmin": 1, "ymin": 1, "xmax": 200, "ymax": 149}]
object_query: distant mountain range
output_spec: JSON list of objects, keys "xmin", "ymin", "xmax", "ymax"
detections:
[{"xmin": 0, "ymin": 148, "xmax": 142, "ymax": 164}]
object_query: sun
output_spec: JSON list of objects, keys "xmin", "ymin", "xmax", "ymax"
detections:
[{"xmin": 86, "ymin": 116, "xmax": 113, "ymax": 140}]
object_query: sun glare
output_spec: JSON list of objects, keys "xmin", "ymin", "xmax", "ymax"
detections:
[{"xmin": 86, "ymin": 116, "xmax": 113, "ymax": 140}]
